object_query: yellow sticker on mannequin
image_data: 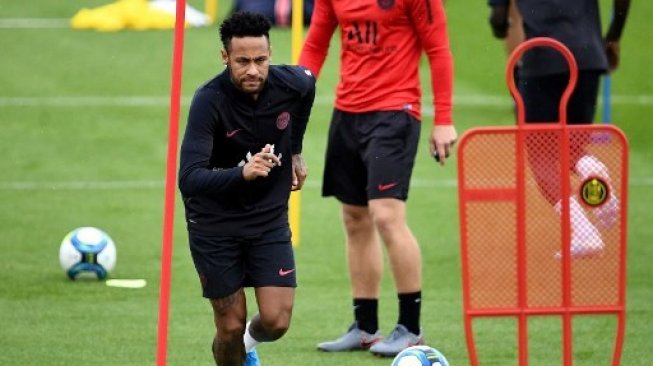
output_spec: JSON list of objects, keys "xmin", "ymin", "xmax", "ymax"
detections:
[{"xmin": 581, "ymin": 177, "xmax": 609, "ymax": 207}]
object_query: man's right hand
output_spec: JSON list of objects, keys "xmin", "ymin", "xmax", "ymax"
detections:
[
  {"xmin": 489, "ymin": 5, "xmax": 509, "ymax": 39},
  {"xmin": 242, "ymin": 144, "xmax": 281, "ymax": 181}
]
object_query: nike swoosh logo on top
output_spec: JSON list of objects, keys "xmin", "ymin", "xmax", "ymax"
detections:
[
  {"xmin": 278, "ymin": 268, "xmax": 295, "ymax": 276},
  {"xmin": 377, "ymin": 182, "xmax": 398, "ymax": 191},
  {"xmin": 225, "ymin": 129, "xmax": 241, "ymax": 138}
]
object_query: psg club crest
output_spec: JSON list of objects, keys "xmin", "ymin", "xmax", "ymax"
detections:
[
  {"xmin": 377, "ymin": 0, "xmax": 395, "ymax": 10},
  {"xmin": 276, "ymin": 112, "xmax": 290, "ymax": 130}
]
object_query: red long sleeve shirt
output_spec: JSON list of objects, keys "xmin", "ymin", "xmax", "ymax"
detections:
[{"xmin": 299, "ymin": 0, "xmax": 454, "ymax": 125}]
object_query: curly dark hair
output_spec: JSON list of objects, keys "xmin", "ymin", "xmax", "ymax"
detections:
[{"xmin": 219, "ymin": 11, "xmax": 272, "ymax": 52}]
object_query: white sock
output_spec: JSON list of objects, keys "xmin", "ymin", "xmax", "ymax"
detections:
[{"xmin": 243, "ymin": 321, "xmax": 259, "ymax": 353}]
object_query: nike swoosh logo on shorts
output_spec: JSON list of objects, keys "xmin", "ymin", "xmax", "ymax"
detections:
[
  {"xmin": 278, "ymin": 268, "xmax": 295, "ymax": 276},
  {"xmin": 225, "ymin": 129, "xmax": 241, "ymax": 138},
  {"xmin": 377, "ymin": 182, "xmax": 398, "ymax": 191}
]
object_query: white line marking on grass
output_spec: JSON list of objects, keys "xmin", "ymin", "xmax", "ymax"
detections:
[
  {"xmin": 1, "ymin": 95, "xmax": 652, "ymax": 108},
  {"xmin": 1, "ymin": 178, "xmax": 652, "ymax": 191},
  {"xmin": 0, "ymin": 18, "xmax": 69, "ymax": 29},
  {"xmin": 0, "ymin": 96, "xmax": 177, "ymax": 107},
  {"xmin": 0, "ymin": 180, "xmax": 164, "ymax": 190},
  {"xmin": 317, "ymin": 94, "xmax": 653, "ymax": 107}
]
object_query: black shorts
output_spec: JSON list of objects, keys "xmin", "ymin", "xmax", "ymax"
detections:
[
  {"xmin": 188, "ymin": 225, "xmax": 296, "ymax": 299},
  {"xmin": 322, "ymin": 109, "xmax": 421, "ymax": 206},
  {"xmin": 518, "ymin": 70, "xmax": 602, "ymax": 124}
]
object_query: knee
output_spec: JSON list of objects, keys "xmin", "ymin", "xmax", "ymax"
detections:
[
  {"xmin": 342, "ymin": 207, "xmax": 372, "ymax": 235},
  {"xmin": 217, "ymin": 318, "xmax": 246, "ymax": 344},
  {"xmin": 259, "ymin": 312, "xmax": 291, "ymax": 341},
  {"xmin": 370, "ymin": 208, "xmax": 399, "ymax": 236}
]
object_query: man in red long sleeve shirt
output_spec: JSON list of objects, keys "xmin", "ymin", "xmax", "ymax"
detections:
[{"xmin": 299, "ymin": 0, "xmax": 457, "ymax": 357}]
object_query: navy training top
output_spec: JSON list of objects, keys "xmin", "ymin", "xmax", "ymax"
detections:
[
  {"xmin": 178, "ymin": 65, "xmax": 316, "ymax": 236},
  {"xmin": 517, "ymin": 0, "xmax": 608, "ymax": 76}
]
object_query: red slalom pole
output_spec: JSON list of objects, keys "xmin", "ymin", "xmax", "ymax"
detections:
[{"xmin": 156, "ymin": 1, "xmax": 186, "ymax": 365}]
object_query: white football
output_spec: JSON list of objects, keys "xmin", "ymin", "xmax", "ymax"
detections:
[
  {"xmin": 59, "ymin": 227, "xmax": 116, "ymax": 280},
  {"xmin": 391, "ymin": 345, "xmax": 450, "ymax": 366}
]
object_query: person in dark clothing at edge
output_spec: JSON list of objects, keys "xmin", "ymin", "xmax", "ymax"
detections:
[
  {"xmin": 487, "ymin": 0, "xmax": 525, "ymax": 84},
  {"xmin": 490, "ymin": 0, "xmax": 630, "ymax": 258},
  {"xmin": 177, "ymin": 11, "xmax": 316, "ymax": 366},
  {"xmin": 487, "ymin": 0, "xmax": 525, "ymax": 57}
]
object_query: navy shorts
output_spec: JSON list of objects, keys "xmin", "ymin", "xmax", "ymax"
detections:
[
  {"xmin": 322, "ymin": 109, "xmax": 421, "ymax": 206},
  {"xmin": 188, "ymin": 225, "xmax": 296, "ymax": 299}
]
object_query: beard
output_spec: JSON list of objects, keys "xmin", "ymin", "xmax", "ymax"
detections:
[
  {"xmin": 229, "ymin": 70, "xmax": 265, "ymax": 95},
  {"xmin": 238, "ymin": 76, "xmax": 264, "ymax": 93}
]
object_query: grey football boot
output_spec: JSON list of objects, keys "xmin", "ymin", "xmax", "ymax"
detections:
[
  {"xmin": 317, "ymin": 322, "xmax": 382, "ymax": 352},
  {"xmin": 369, "ymin": 324, "xmax": 424, "ymax": 357}
]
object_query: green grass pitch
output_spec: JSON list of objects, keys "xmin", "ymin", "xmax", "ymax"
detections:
[{"xmin": 1, "ymin": 1, "xmax": 652, "ymax": 365}]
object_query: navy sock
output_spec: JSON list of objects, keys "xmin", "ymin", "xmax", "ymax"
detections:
[
  {"xmin": 398, "ymin": 291, "xmax": 421, "ymax": 335},
  {"xmin": 353, "ymin": 298, "xmax": 378, "ymax": 334}
]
